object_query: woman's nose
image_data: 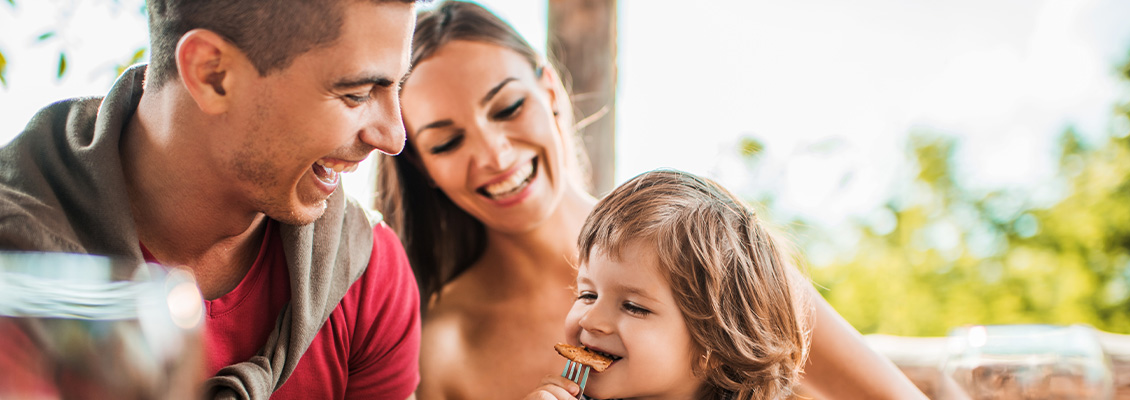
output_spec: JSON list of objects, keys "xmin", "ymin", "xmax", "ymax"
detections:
[{"xmin": 472, "ymin": 127, "xmax": 514, "ymax": 171}]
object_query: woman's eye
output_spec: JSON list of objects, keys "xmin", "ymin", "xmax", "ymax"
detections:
[
  {"xmin": 622, "ymin": 301, "xmax": 652, "ymax": 316},
  {"xmin": 492, "ymin": 98, "xmax": 525, "ymax": 119},
  {"xmin": 429, "ymin": 134, "xmax": 464, "ymax": 154}
]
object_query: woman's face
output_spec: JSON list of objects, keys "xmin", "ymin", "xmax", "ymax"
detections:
[{"xmin": 400, "ymin": 40, "xmax": 571, "ymax": 234}]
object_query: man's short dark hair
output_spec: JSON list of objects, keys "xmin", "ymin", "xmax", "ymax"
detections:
[{"xmin": 145, "ymin": 0, "xmax": 418, "ymax": 90}]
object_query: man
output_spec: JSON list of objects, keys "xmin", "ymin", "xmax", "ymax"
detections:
[{"xmin": 0, "ymin": 0, "xmax": 421, "ymax": 398}]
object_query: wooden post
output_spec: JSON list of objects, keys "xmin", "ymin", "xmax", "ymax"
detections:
[{"xmin": 547, "ymin": 0, "xmax": 617, "ymax": 196}]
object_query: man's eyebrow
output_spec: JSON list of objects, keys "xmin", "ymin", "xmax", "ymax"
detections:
[
  {"xmin": 480, "ymin": 77, "xmax": 517, "ymax": 106},
  {"xmin": 332, "ymin": 75, "xmax": 395, "ymax": 90},
  {"xmin": 415, "ymin": 119, "xmax": 454, "ymax": 138}
]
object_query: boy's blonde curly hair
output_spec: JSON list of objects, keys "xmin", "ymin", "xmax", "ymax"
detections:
[{"xmin": 578, "ymin": 169, "xmax": 812, "ymax": 400}]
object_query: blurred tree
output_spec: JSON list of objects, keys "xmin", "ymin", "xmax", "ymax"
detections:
[
  {"xmin": 0, "ymin": 0, "xmax": 147, "ymax": 89},
  {"xmin": 762, "ymin": 55, "xmax": 1130, "ymax": 336}
]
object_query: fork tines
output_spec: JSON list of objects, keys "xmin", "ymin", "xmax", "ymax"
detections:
[{"xmin": 560, "ymin": 360, "xmax": 592, "ymax": 398}]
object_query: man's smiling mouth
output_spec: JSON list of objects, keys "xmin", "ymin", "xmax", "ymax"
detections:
[{"xmin": 312, "ymin": 159, "xmax": 359, "ymax": 185}]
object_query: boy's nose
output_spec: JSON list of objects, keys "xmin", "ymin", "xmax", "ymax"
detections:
[{"xmin": 578, "ymin": 306, "xmax": 613, "ymax": 335}]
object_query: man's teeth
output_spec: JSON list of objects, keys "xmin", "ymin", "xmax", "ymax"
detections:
[
  {"xmin": 315, "ymin": 159, "xmax": 359, "ymax": 173},
  {"xmin": 484, "ymin": 161, "xmax": 534, "ymax": 197},
  {"xmin": 313, "ymin": 163, "xmax": 337, "ymax": 184}
]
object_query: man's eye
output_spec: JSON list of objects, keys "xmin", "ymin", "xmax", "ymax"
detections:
[
  {"xmin": 492, "ymin": 98, "xmax": 525, "ymax": 119},
  {"xmin": 430, "ymin": 135, "xmax": 464, "ymax": 154},
  {"xmin": 343, "ymin": 92, "xmax": 372, "ymax": 106}
]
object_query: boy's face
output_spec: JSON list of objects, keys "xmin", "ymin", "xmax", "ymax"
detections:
[
  {"xmin": 564, "ymin": 241, "xmax": 706, "ymax": 400},
  {"xmin": 219, "ymin": 1, "xmax": 414, "ymax": 225}
]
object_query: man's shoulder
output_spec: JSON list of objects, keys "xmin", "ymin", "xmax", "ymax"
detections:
[
  {"xmin": 2, "ymin": 96, "xmax": 104, "ymax": 158},
  {"xmin": 0, "ymin": 97, "xmax": 107, "ymax": 252},
  {"xmin": 16, "ymin": 97, "xmax": 105, "ymax": 140}
]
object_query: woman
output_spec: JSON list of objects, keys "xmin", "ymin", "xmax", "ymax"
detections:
[{"xmin": 377, "ymin": 2, "xmax": 928, "ymax": 399}]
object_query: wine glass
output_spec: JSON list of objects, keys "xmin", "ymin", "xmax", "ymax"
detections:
[
  {"xmin": 0, "ymin": 251, "xmax": 205, "ymax": 399},
  {"xmin": 939, "ymin": 324, "xmax": 1114, "ymax": 400}
]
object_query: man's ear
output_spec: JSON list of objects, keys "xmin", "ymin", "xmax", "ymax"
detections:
[{"xmin": 175, "ymin": 29, "xmax": 241, "ymax": 115}]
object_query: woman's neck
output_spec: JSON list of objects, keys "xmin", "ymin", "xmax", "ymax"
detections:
[{"xmin": 477, "ymin": 184, "xmax": 597, "ymax": 289}]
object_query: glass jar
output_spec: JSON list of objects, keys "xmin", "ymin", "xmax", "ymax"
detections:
[
  {"xmin": 940, "ymin": 324, "xmax": 1114, "ymax": 400},
  {"xmin": 0, "ymin": 251, "xmax": 205, "ymax": 399}
]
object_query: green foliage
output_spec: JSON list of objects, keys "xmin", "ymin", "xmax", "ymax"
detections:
[
  {"xmin": 785, "ymin": 94, "xmax": 1130, "ymax": 337},
  {"xmin": 116, "ymin": 48, "xmax": 147, "ymax": 77},
  {"xmin": 0, "ymin": 49, "xmax": 7, "ymax": 88},
  {"xmin": 3, "ymin": 1, "xmax": 146, "ymax": 83},
  {"xmin": 739, "ymin": 136, "xmax": 764, "ymax": 159},
  {"xmin": 733, "ymin": 52, "xmax": 1130, "ymax": 337},
  {"xmin": 56, "ymin": 52, "xmax": 66, "ymax": 79}
]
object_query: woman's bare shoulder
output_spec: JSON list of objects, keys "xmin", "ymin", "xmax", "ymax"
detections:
[
  {"xmin": 418, "ymin": 279, "xmax": 522, "ymax": 400},
  {"xmin": 418, "ymin": 299, "xmax": 471, "ymax": 400}
]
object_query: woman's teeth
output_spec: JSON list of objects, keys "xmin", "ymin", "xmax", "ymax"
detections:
[{"xmin": 483, "ymin": 160, "xmax": 535, "ymax": 198}]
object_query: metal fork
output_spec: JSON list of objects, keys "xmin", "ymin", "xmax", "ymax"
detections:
[{"xmin": 561, "ymin": 360, "xmax": 592, "ymax": 398}]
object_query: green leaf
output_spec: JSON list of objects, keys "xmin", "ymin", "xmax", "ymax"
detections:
[
  {"xmin": 739, "ymin": 136, "xmax": 764, "ymax": 159},
  {"xmin": 129, "ymin": 48, "xmax": 146, "ymax": 64},
  {"xmin": 116, "ymin": 47, "xmax": 147, "ymax": 76},
  {"xmin": 57, "ymin": 52, "xmax": 66, "ymax": 79},
  {"xmin": 0, "ymin": 49, "xmax": 7, "ymax": 88},
  {"xmin": 37, "ymin": 31, "xmax": 55, "ymax": 41}
]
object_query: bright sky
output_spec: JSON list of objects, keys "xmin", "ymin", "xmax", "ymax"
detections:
[{"xmin": 2, "ymin": 0, "xmax": 1129, "ymax": 237}]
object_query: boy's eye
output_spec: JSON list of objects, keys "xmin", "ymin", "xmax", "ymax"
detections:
[
  {"xmin": 577, "ymin": 291, "xmax": 597, "ymax": 302},
  {"xmin": 429, "ymin": 134, "xmax": 464, "ymax": 154},
  {"xmin": 492, "ymin": 98, "xmax": 525, "ymax": 120},
  {"xmin": 622, "ymin": 301, "xmax": 651, "ymax": 316}
]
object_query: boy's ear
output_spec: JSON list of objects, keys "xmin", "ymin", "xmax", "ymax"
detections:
[{"xmin": 175, "ymin": 29, "xmax": 243, "ymax": 115}]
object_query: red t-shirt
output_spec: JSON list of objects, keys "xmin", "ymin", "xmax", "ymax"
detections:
[{"xmin": 144, "ymin": 220, "xmax": 421, "ymax": 399}]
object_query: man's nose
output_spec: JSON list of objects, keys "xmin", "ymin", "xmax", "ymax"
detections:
[{"xmin": 361, "ymin": 96, "xmax": 406, "ymax": 156}]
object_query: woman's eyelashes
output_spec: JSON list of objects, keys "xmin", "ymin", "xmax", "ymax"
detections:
[
  {"xmin": 429, "ymin": 133, "xmax": 464, "ymax": 154},
  {"xmin": 492, "ymin": 98, "xmax": 525, "ymax": 120},
  {"xmin": 425, "ymin": 98, "xmax": 526, "ymax": 155}
]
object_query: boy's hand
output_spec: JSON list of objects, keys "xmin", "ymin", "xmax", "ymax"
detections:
[{"xmin": 523, "ymin": 375, "xmax": 581, "ymax": 400}]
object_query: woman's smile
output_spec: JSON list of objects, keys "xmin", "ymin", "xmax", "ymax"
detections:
[{"xmin": 478, "ymin": 156, "xmax": 539, "ymax": 207}]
